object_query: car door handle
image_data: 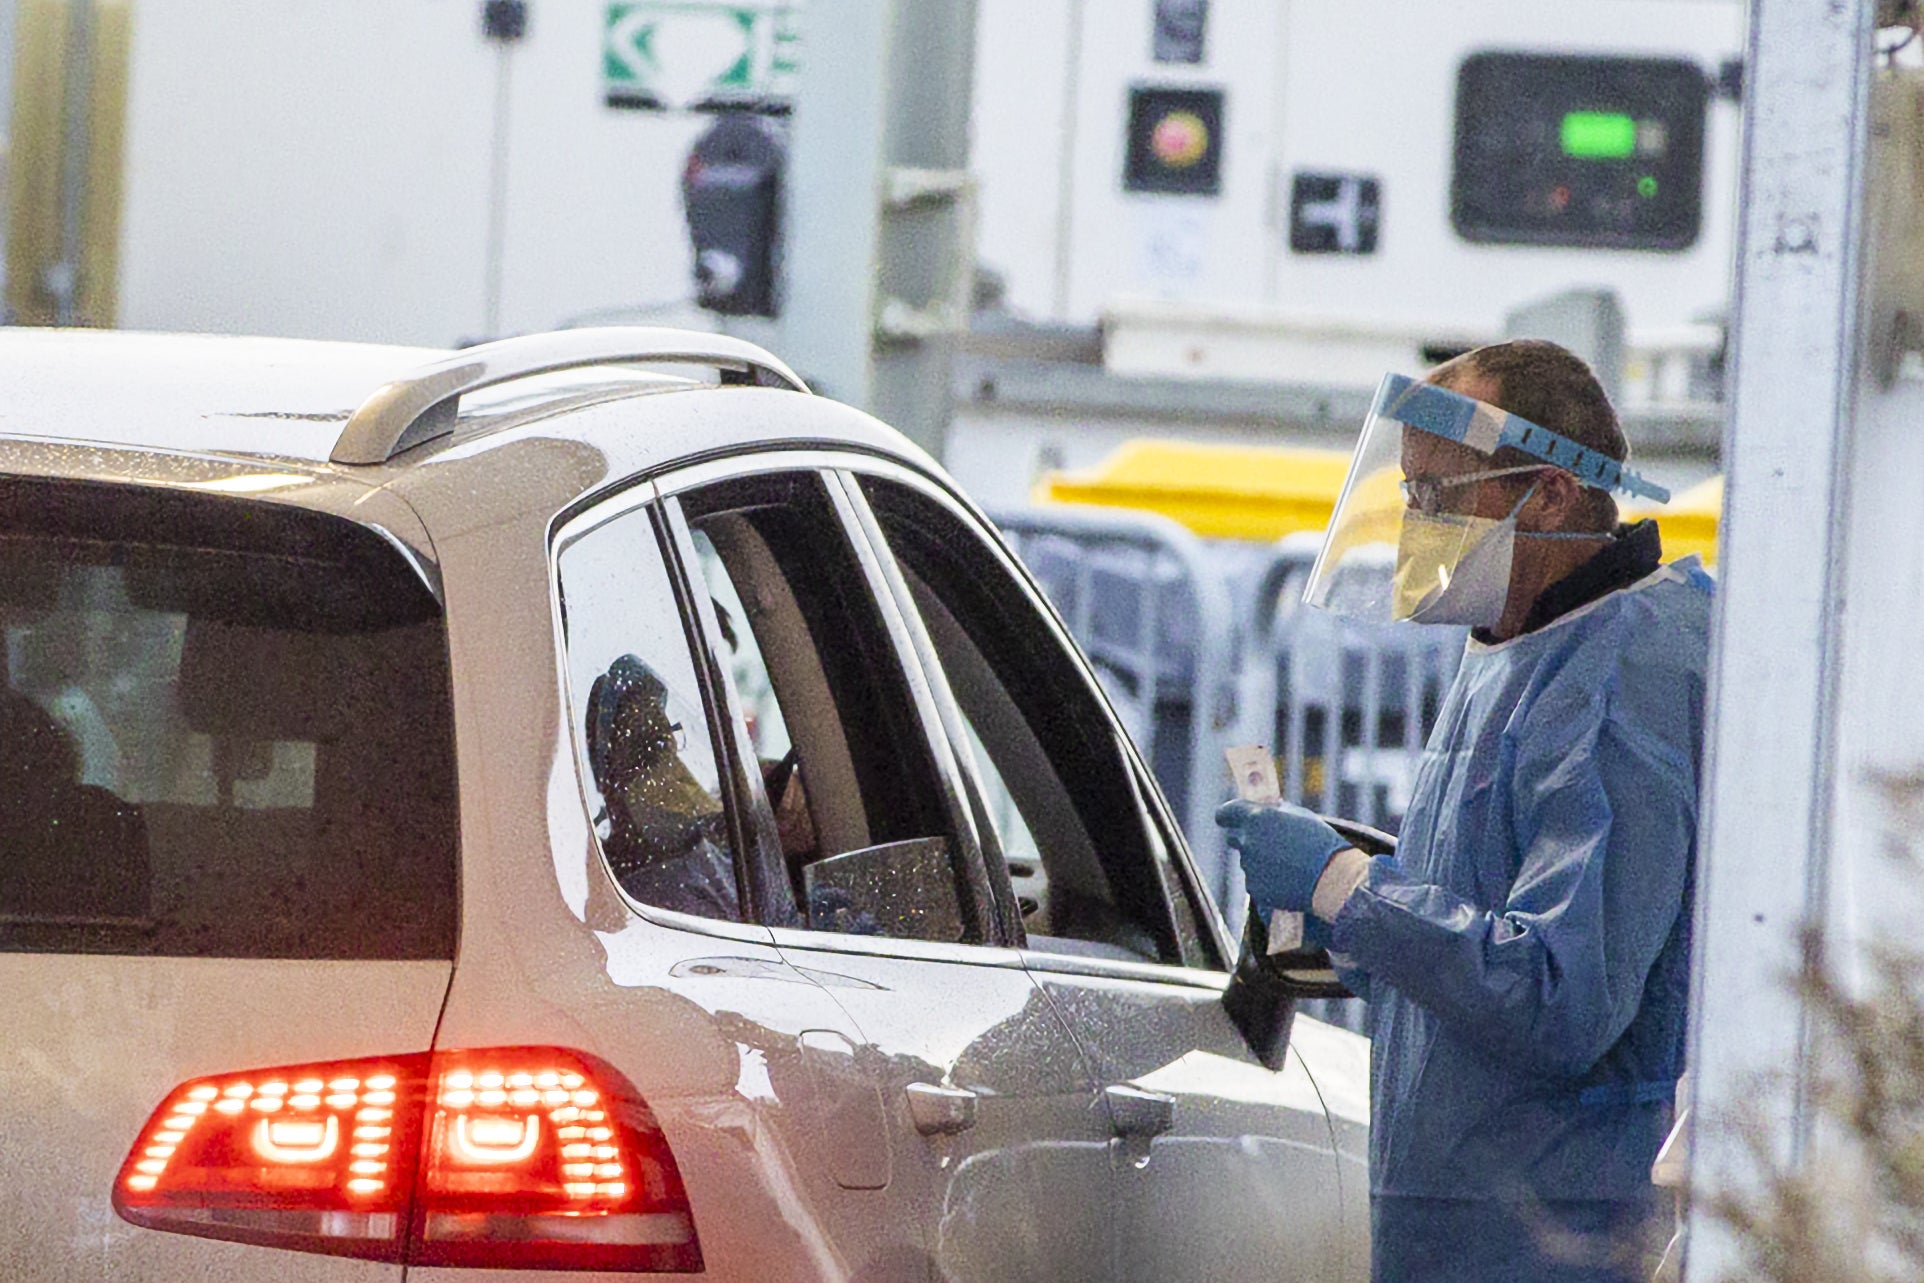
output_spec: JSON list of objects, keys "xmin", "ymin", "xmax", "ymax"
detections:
[
  {"xmin": 1103, "ymin": 1084, "xmax": 1176, "ymax": 1138},
  {"xmin": 905, "ymin": 1081, "xmax": 979, "ymax": 1136}
]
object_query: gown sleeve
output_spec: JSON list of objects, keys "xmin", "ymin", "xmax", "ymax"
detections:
[{"xmin": 1326, "ymin": 647, "xmax": 1698, "ymax": 1079}]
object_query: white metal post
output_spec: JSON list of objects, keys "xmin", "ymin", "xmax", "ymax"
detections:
[
  {"xmin": 1683, "ymin": 0, "xmax": 1876, "ymax": 1275},
  {"xmin": 778, "ymin": 0, "xmax": 978, "ymax": 459}
]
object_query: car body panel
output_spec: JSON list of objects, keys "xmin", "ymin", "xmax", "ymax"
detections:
[
  {"xmin": 1028, "ymin": 965, "xmax": 1350, "ymax": 1283},
  {"xmin": 0, "ymin": 329, "xmax": 444, "ymax": 461},
  {"xmin": 1289, "ymin": 1015, "xmax": 1374, "ymax": 1275},
  {"xmin": 0, "ymin": 330, "xmax": 1374, "ymax": 1281},
  {"xmin": 0, "ymin": 956, "xmax": 449, "ymax": 1283},
  {"xmin": 400, "ymin": 413, "xmax": 933, "ymax": 1277},
  {"xmin": 815, "ymin": 453, "xmax": 1357, "ymax": 1279},
  {"xmin": 770, "ymin": 933, "xmax": 1117, "ymax": 1283}
]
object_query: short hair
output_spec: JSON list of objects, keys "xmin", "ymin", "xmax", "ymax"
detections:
[{"xmin": 1433, "ymin": 339, "xmax": 1625, "ymax": 530}]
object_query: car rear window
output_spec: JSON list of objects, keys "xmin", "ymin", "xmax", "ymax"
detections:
[{"xmin": 0, "ymin": 477, "xmax": 458, "ymax": 959}]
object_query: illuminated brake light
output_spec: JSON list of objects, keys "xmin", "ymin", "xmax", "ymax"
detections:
[
  {"xmin": 253, "ymin": 1115, "xmax": 340, "ymax": 1163},
  {"xmin": 113, "ymin": 1048, "xmax": 701, "ymax": 1272}
]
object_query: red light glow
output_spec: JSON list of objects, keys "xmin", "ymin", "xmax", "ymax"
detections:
[{"xmin": 113, "ymin": 1047, "xmax": 700, "ymax": 1272}]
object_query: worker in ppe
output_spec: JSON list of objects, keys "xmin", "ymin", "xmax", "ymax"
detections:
[{"xmin": 1219, "ymin": 340, "xmax": 1711, "ymax": 1282}]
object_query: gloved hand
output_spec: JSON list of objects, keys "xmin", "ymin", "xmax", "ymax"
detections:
[{"xmin": 1215, "ymin": 799, "xmax": 1350, "ymax": 918}]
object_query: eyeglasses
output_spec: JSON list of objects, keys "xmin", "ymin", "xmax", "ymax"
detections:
[{"xmin": 1399, "ymin": 465, "xmax": 1547, "ymax": 515}]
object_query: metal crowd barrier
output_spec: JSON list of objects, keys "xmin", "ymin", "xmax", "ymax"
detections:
[
  {"xmin": 1244, "ymin": 540, "xmax": 1465, "ymax": 836},
  {"xmin": 991, "ymin": 506, "xmax": 1243, "ymax": 910},
  {"xmin": 994, "ymin": 510, "xmax": 1467, "ymax": 943}
]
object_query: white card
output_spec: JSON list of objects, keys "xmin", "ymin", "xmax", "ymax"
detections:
[
  {"xmin": 1224, "ymin": 745, "xmax": 1281, "ymax": 805},
  {"xmin": 1223, "ymin": 746, "xmax": 1306, "ymax": 954},
  {"xmin": 1268, "ymin": 908, "xmax": 1305, "ymax": 953}
]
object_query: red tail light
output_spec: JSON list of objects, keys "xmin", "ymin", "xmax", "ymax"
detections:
[{"xmin": 113, "ymin": 1047, "xmax": 702, "ymax": 1272}]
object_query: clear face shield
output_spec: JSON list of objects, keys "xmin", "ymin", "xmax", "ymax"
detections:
[{"xmin": 1302, "ymin": 373, "xmax": 1671, "ymax": 627}]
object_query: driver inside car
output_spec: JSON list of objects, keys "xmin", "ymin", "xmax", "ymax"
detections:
[{"xmin": 585, "ymin": 654, "xmax": 739, "ymax": 921}]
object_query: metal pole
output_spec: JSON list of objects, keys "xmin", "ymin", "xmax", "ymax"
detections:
[
  {"xmin": 1682, "ymin": 0, "xmax": 1876, "ymax": 1275},
  {"xmin": 49, "ymin": 0, "xmax": 93, "ymax": 326},
  {"xmin": 0, "ymin": 0, "xmax": 17, "ymax": 298},
  {"xmin": 780, "ymin": 0, "xmax": 977, "ymax": 460},
  {"xmin": 1051, "ymin": 0, "xmax": 1084, "ymax": 319},
  {"xmin": 482, "ymin": 38, "xmax": 514, "ymax": 339}
]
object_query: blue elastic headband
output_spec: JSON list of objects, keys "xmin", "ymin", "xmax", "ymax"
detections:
[{"xmin": 1372, "ymin": 373, "xmax": 1671, "ymax": 503}]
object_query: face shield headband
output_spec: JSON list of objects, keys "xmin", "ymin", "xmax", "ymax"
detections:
[
  {"xmin": 1300, "ymin": 372, "xmax": 1670, "ymax": 626},
  {"xmin": 1372, "ymin": 373, "xmax": 1670, "ymax": 504}
]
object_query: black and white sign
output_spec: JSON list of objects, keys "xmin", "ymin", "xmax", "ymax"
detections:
[
  {"xmin": 1152, "ymin": 0, "xmax": 1209, "ymax": 64},
  {"xmin": 1289, "ymin": 172, "xmax": 1381, "ymax": 255}
]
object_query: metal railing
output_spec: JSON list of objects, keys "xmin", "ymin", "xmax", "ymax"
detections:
[
  {"xmin": 992, "ymin": 506, "xmax": 1243, "ymax": 910},
  {"xmin": 994, "ymin": 510, "xmax": 1465, "ymax": 944},
  {"xmin": 1245, "ymin": 543, "xmax": 1464, "ymax": 836}
]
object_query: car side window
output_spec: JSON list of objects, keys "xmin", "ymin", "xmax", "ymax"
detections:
[
  {"xmin": 671, "ymin": 471, "xmax": 987, "ymax": 945},
  {"xmin": 857, "ymin": 474, "xmax": 1209, "ymax": 969},
  {"xmin": 555, "ymin": 503, "xmax": 741, "ymax": 922}
]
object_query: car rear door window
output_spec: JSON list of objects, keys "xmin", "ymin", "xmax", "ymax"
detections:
[
  {"xmin": 669, "ymin": 471, "xmax": 995, "ymax": 944},
  {"xmin": 0, "ymin": 478, "xmax": 457, "ymax": 959},
  {"xmin": 554, "ymin": 501, "xmax": 742, "ymax": 922}
]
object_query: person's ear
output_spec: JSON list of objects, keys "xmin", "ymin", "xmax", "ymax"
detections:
[{"xmin": 1524, "ymin": 469, "xmax": 1584, "ymax": 531}]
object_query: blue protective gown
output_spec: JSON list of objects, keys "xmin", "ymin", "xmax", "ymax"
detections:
[{"xmin": 1328, "ymin": 557, "xmax": 1713, "ymax": 1283}]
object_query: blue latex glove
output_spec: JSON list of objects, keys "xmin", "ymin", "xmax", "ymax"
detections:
[{"xmin": 1215, "ymin": 799, "xmax": 1350, "ymax": 917}]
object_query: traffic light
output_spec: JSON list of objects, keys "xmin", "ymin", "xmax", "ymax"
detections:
[{"xmin": 681, "ymin": 114, "xmax": 784, "ymax": 317}]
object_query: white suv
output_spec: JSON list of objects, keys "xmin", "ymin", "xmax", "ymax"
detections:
[{"xmin": 0, "ymin": 327, "xmax": 1368, "ymax": 1281}]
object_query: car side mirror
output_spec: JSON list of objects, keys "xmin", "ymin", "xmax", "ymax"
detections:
[
  {"xmin": 802, "ymin": 836, "xmax": 964, "ymax": 942},
  {"xmin": 1222, "ymin": 815, "xmax": 1397, "ymax": 1069}
]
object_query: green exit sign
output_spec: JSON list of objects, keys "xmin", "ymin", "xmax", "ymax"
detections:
[{"xmin": 604, "ymin": 2, "xmax": 803, "ymax": 113}]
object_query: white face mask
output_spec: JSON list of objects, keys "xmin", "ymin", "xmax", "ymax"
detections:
[
  {"xmin": 1394, "ymin": 509, "xmax": 1519, "ymax": 627},
  {"xmin": 1392, "ymin": 482, "xmax": 1613, "ymax": 629}
]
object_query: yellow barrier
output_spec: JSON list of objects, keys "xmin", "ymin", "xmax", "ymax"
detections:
[
  {"xmin": 1039, "ymin": 439, "xmax": 1722, "ymax": 565},
  {"xmin": 1627, "ymin": 474, "xmax": 1721, "ymax": 567},
  {"xmin": 1037, "ymin": 440, "xmax": 1355, "ymax": 542}
]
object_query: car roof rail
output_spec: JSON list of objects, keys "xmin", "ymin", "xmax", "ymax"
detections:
[{"xmin": 329, "ymin": 327, "xmax": 810, "ymax": 465}]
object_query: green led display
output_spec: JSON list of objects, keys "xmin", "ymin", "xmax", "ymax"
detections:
[
  {"xmin": 1637, "ymin": 175, "xmax": 1659, "ymax": 198},
  {"xmin": 1561, "ymin": 111, "xmax": 1637, "ymax": 159}
]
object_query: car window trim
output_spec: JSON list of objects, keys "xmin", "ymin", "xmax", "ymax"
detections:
[
  {"xmin": 836, "ymin": 458, "xmax": 1237, "ymax": 974},
  {"xmin": 651, "ymin": 449, "xmax": 872, "ymax": 500},
  {"xmin": 546, "ymin": 482, "xmax": 777, "ymax": 944},
  {"xmin": 830, "ymin": 470, "xmax": 1028, "ymax": 948},
  {"xmin": 816, "ymin": 470, "xmax": 1002, "ymax": 946},
  {"xmin": 648, "ymin": 455, "xmax": 1004, "ymax": 949},
  {"xmin": 656, "ymin": 494, "xmax": 801, "ymax": 929},
  {"xmin": 765, "ymin": 923, "xmax": 1028, "ymax": 969},
  {"xmin": 1020, "ymin": 946, "xmax": 1232, "ymax": 992}
]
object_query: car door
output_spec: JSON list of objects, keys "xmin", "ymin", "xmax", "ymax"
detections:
[
  {"xmin": 544, "ymin": 486, "xmax": 930, "ymax": 1279},
  {"xmin": 654, "ymin": 457, "xmax": 1116, "ymax": 1283},
  {"xmin": 846, "ymin": 463, "xmax": 1361, "ymax": 1283}
]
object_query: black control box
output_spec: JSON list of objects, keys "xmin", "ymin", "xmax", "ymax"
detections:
[{"xmin": 1452, "ymin": 52, "xmax": 1708, "ymax": 251}]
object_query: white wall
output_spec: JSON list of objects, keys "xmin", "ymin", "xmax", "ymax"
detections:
[
  {"xmin": 117, "ymin": 0, "xmax": 706, "ymax": 346},
  {"xmin": 492, "ymin": 0, "xmax": 710, "ymax": 336},
  {"xmin": 969, "ymin": 0, "xmax": 1078, "ymax": 320},
  {"xmin": 108, "ymin": 1, "xmax": 1747, "ymax": 349},
  {"xmin": 971, "ymin": 0, "xmax": 1747, "ymax": 335}
]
